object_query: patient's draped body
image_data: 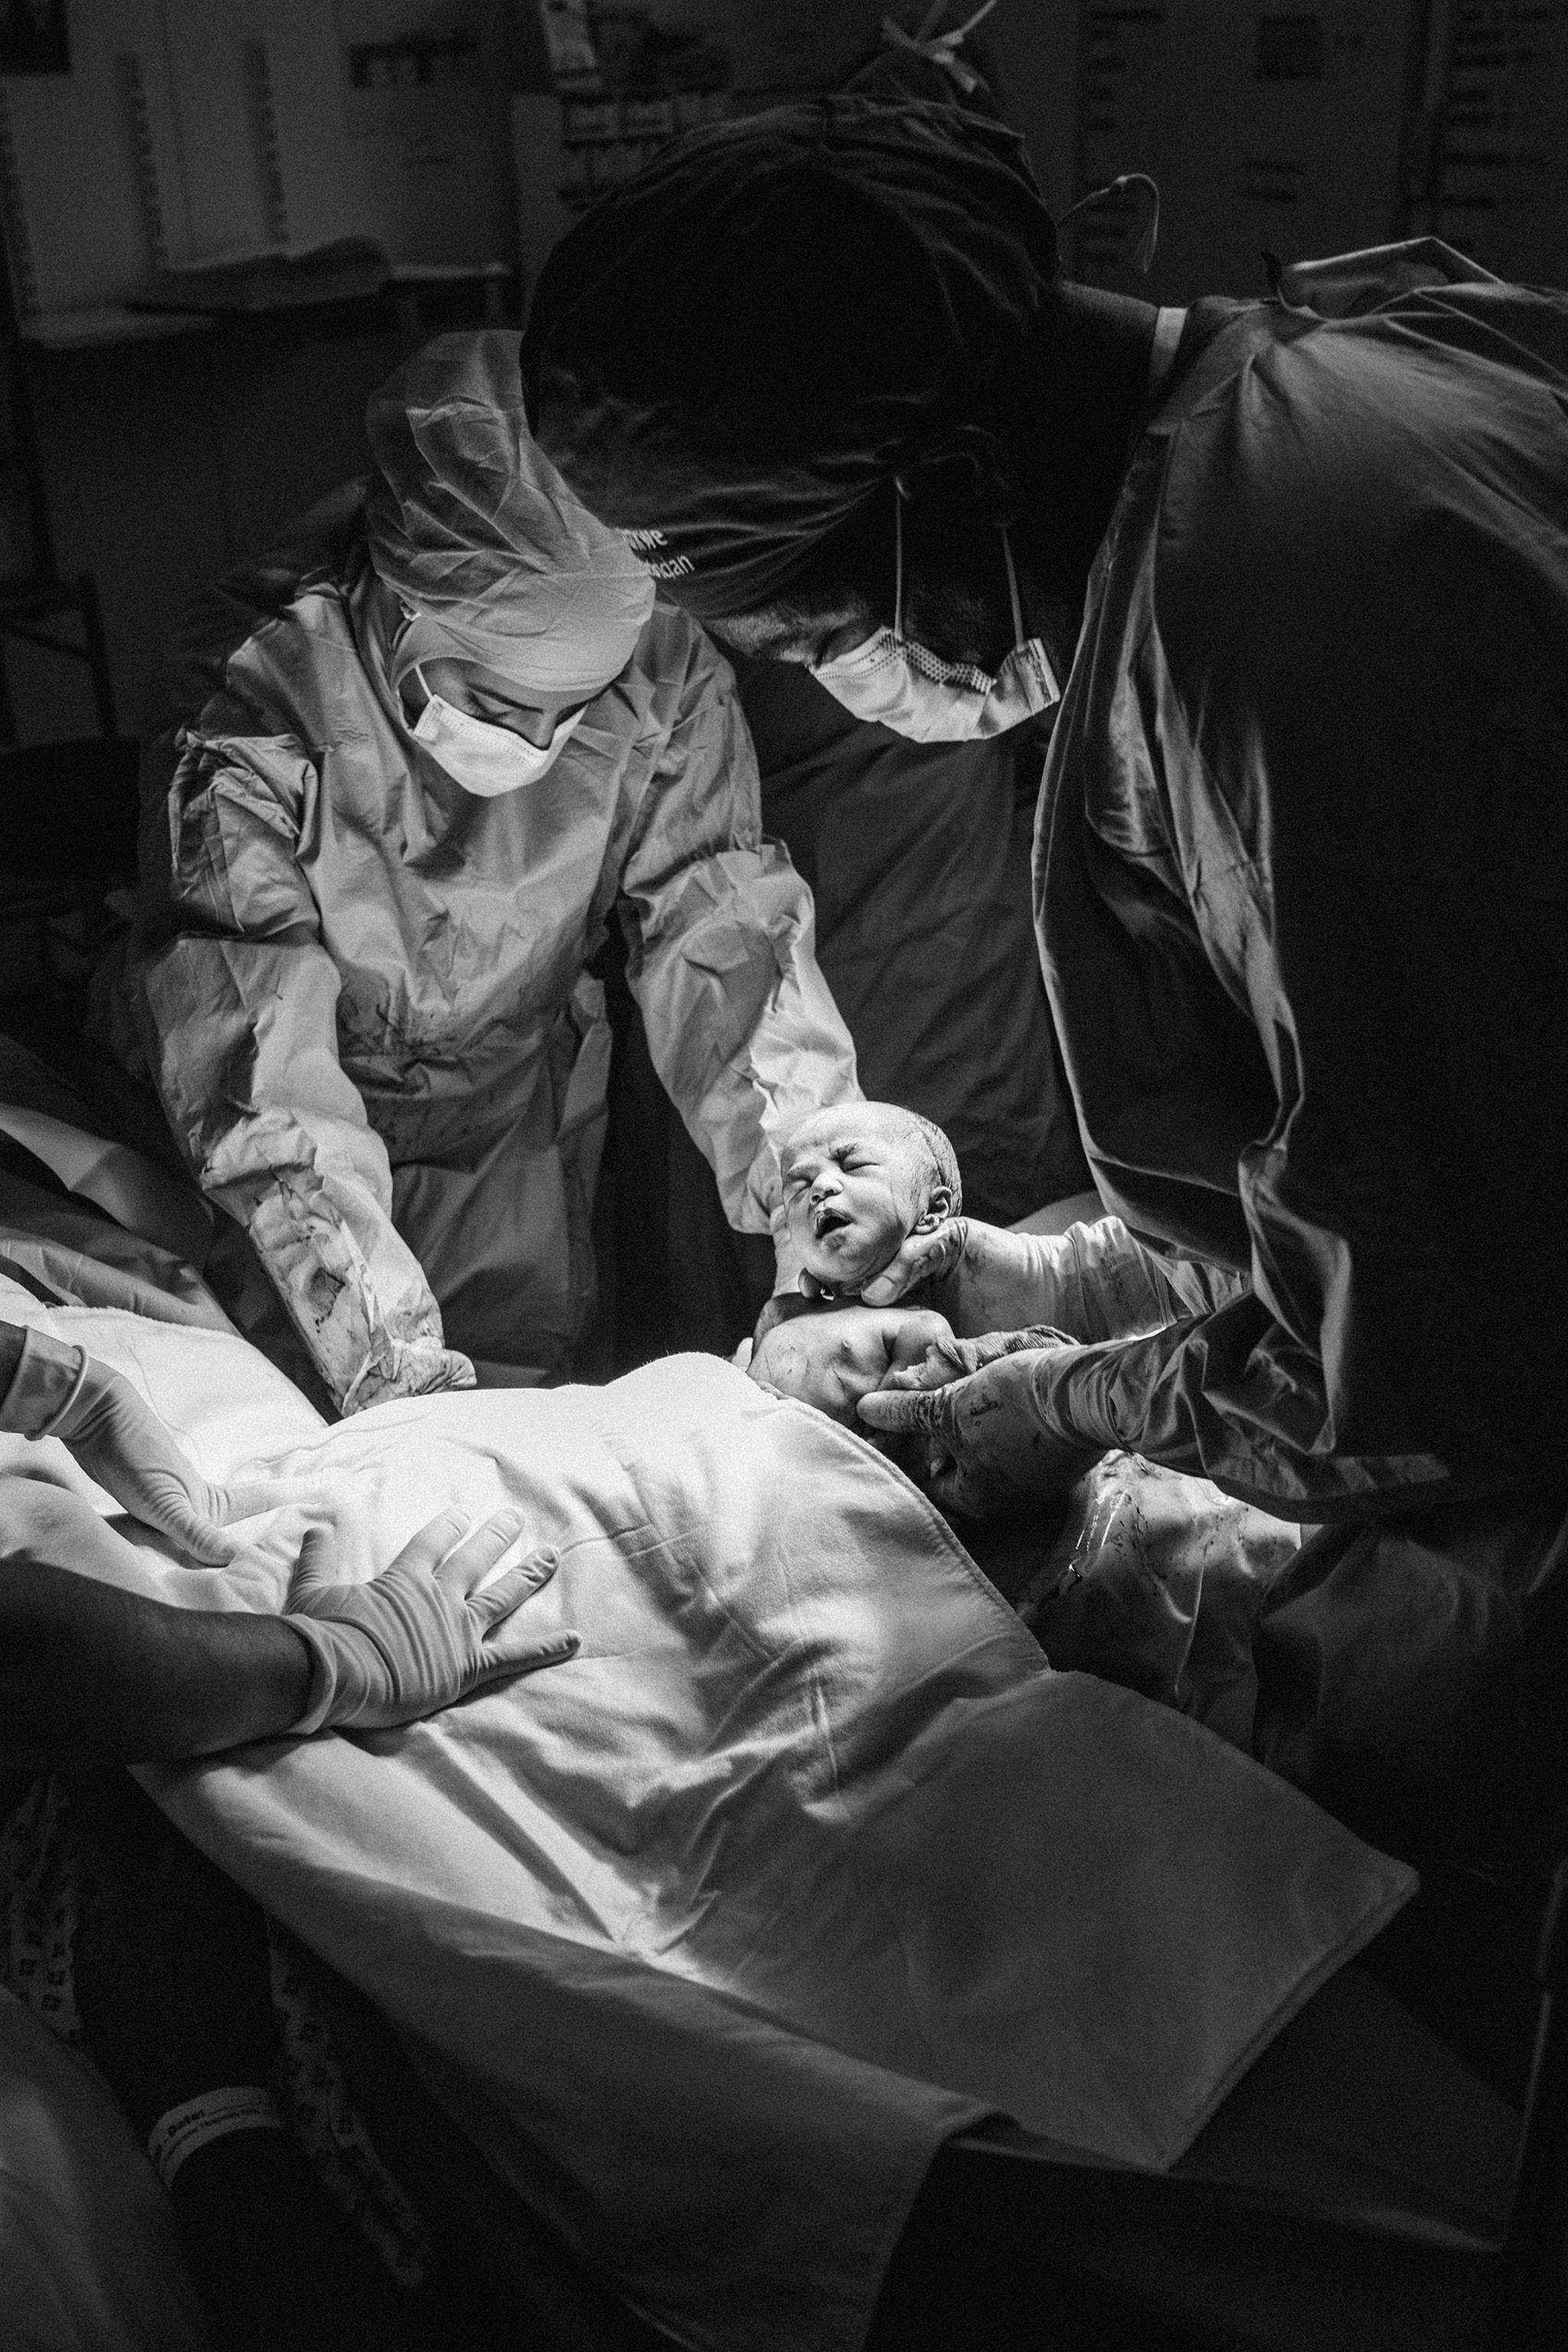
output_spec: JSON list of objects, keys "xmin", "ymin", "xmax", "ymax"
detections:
[{"xmin": 0, "ymin": 1294, "xmax": 1409, "ymax": 2352}]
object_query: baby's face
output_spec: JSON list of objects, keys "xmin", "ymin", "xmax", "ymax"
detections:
[{"xmin": 782, "ymin": 1107, "xmax": 945, "ymax": 1292}]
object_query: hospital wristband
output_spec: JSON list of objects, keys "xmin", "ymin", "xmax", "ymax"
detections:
[{"xmin": 147, "ymin": 2086, "xmax": 284, "ymax": 2191}]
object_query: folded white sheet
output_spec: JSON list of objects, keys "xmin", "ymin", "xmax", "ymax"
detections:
[{"xmin": 0, "ymin": 1292, "xmax": 1415, "ymax": 2352}]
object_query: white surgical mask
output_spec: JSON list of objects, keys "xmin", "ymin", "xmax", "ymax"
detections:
[
  {"xmin": 808, "ymin": 491, "xmax": 1060, "ymax": 742},
  {"xmin": 407, "ymin": 667, "xmax": 584, "ymax": 796}
]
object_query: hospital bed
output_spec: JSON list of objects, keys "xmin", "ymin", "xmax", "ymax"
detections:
[{"xmin": 0, "ymin": 1034, "xmax": 1560, "ymax": 2352}]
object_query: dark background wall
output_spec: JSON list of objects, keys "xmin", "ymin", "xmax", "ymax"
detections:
[{"xmin": 2, "ymin": 1, "xmax": 1564, "ymax": 748}]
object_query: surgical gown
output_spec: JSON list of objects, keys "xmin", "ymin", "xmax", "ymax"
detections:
[
  {"xmin": 121, "ymin": 490, "xmax": 858, "ymax": 1410},
  {"xmin": 1027, "ymin": 275, "xmax": 1568, "ymax": 1852},
  {"xmin": 1032, "ymin": 276, "xmax": 1568, "ymax": 1517}
]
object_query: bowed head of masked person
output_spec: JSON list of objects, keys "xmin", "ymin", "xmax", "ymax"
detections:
[
  {"xmin": 365, "ymin": 330, "xmax": 654, "ymax": 792},
  {"xmin": 518, "ymin": 97, "xmax": 1154, "ymax": 740}
]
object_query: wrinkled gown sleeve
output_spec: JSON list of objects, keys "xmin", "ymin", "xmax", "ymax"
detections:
[
  {"xmin": 0, "ymin": 1325, "xmax": 117, "ymax": 1432},
  {"xmin": 616, "ymin": 630, "xmax": 861, "ymax": 1279},
  {"xmin": 0, "ymin": 1322, "xmax": 24, "ymax": 1402},
  {"xmin": 983, "ymin": 1219, "xmax": 1247, "ymax": 1344},
  {"xmin": 129, "ymin": 727, "xmax": 474, "ymax": 1413},
  {"xmin": 1035, "ymin": 283, "xmax": 1568, "ymax": 1517}
]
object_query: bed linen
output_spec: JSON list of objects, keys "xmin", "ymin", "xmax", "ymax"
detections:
[{"xmin": 0, "ymin": 1281, "xmax": 1413, "ymax": 2352}]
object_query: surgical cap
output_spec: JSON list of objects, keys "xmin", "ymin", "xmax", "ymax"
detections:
[
  {"xmin": 521, "ymin": 97, "xmax": 1057, "ymax": 621},
  {"xmin": 366, "ymin": 330, "xmax": 655, "ymax": 697}
]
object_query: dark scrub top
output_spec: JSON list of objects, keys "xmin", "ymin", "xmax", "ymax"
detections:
[{"xmin": 1031, "ymin": 282, "xmax": 1568, "ymax": 1516}]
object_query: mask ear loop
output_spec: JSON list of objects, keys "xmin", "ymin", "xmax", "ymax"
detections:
[
  {"xmin": 893, "ymin": 478, "xmax": 907, "ymax": 640},
  {"xmin": 999, "ymin": 526, "xmax": 1024, "ymax": 648},
  {"xmin": 403, "ymin": 661, "xmax": 433, "ymax": 727},
  {"xmin": 1058, "ymin": 172, "xmax": 1161, "ymax": 273}
]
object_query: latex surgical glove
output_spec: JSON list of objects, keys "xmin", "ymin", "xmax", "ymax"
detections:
[
  {"xmin": 858, "ymin": 1348, "xmax": 1105, "ymax": 1520},
  {"xmin": 875, "ymin": 1323, "xmax": 1083, "ymax": 1393},
  {"xmin": 846, "ymin": 1215, "xmax": 1060, "ymax": 1338},
  {"xmin": 747, "ymin": 1302, "xmax": 956, "ymax": 1428},
  {"xmin": 6, "ymin": 1331, "xmax": 305, "ymax": 1567},
  {"xmin": 805, "ymin": 1214, "xmax": 966, "ymax": 1308},
  {"xmin": 284, "ymin": 1505, "xmax": 578, "ymax": 1733}
]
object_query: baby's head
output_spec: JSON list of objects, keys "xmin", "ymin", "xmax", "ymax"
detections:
[{"xmin": 781, "ymin": 1102, "xmax": 962, "ymax": 1295}]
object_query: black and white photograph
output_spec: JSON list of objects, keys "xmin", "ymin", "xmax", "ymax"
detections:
[{"xmin": 0, "ymin": 7, "xmax": 1563, "ymax": 2352}]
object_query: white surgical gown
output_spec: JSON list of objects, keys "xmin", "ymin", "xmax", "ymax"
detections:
[{"xmin": 121, "ymin": 492, "xmax": 858, "ymax": 1411}]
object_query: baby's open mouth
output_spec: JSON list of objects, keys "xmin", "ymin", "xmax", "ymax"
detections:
[{"xmin": 812, "ymin": 1204, "xmax": 854, "ymax": 1240}]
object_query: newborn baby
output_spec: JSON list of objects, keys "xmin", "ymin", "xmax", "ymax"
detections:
[{"xmin": 782, "ymin": 1102, "xmax": 961, "ymax": 1299}]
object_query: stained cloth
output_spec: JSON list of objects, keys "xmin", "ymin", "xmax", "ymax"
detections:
[
  {"xmin": 107, "ymin": 485, "xmax": 857, "ymax": 1411},
  {"xmin": 0, "ymin": 1278, "xmax": 1410, "ymax": 2352},
  {"xmin": 365, "ymin": 331, "xmax": 653, "ymax": 698},
  {"xmin": 522, "ymin": 96, "xmax": 1055, "ymax": 619}
]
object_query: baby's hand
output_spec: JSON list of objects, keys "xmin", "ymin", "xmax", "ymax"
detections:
[{"xmin": 747, "ymin": 1305, "xmax": 957, "ymax": 1427}]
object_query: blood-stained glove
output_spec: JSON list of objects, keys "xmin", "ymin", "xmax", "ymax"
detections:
[
  {"xmin": 858, "ymin": 1348, "xmax": 1105, "ymax": 1520},
  {"xmin": 870, "ymin": 1322, "xmax": 1080, "ymax": 1393},
  {"xmin": 284, "ymin": 1504, "xmax": 578, "ymax": 1733}
]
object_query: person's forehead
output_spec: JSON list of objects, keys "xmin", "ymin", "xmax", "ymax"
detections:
[
  {"xmin": 708, "ymin": 594, "xmax": 874, "ymax": 663},
  {"xmin": 786, "ymin": 1106, "xmax": 909, "ymax": 1158},
  {"xmin": 423, "ymin": 657, "xmax": 537, "ymax": 701},
  {"xmin": 420, "ymin": 658, "xmax": 591, "ymax": 718}
]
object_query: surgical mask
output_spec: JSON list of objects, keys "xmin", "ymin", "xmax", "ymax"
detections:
[
  {"xmin": 407, "ymin": 666, "xmax": 583, "ymax": 796},
  {"xmin": 808, "ymin": 492, "xmax": 1060, "ymax": 743}
]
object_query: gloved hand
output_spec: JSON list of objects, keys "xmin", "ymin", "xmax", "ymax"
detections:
[
  {"xmin": 10, "ymin": 1333, "xmax": 303, "ymax": 1567},
  {"xmin": 857, "ymin": 1348, "xmax": 1105, "ymax": 1519},
  {"xmin": 870, "ymin": 1322, "xmax": 1081, "ymax": 1393},
  {"xmin": 284, "ymin": 1505, "xmax": 577, "ymax": 1733},
  {"xmin": 805, "ymin": 1214, "xmax": 969, "ymax": 1308}
]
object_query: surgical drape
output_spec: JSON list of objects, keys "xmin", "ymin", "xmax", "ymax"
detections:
[
  {"xmin": 1033, "ymin": 279, "xmax": 1568, "ymax": 1512},
  {"xmin": 122, "ymin": 493, "xmax": 857, "ymax": 1411}
]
